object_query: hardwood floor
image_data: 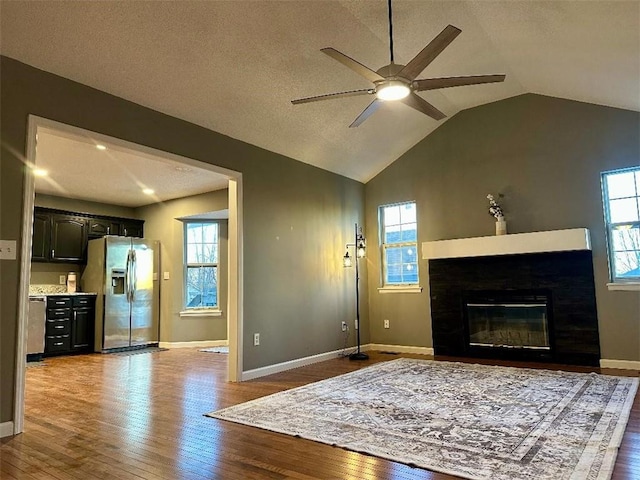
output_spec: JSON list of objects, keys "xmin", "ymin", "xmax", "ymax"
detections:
[{"xmin": 1, "ymin": 350, "xmax": 638, "ymax": 479}]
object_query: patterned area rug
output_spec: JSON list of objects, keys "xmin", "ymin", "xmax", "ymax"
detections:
[
  {"xmin": 200, "ymin": 346, "xmax": 229, "ymax": 354},
  {"xmin": 207, "ymin": 358, "xmax": 638, "ymax": 480},
  {"xmin": 26, "ymin": 361, "xmax": 47, "ymax": 368},
  {"xmin": 110, "ymin": 347, "xmax": 168, "ymax": 356}
]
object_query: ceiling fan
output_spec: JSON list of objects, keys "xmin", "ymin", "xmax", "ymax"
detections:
[{"xmin": 291, "ymin": 0, "xmax": 505, "ymax": 127}]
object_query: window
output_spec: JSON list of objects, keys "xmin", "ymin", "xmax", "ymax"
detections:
[
  {"xmin": 184, "ymin": 222, "xmax": 219, "ymax": 309},
  {"xmin": 602, "ymin": 167, "xmax": 640, "ymax": 283},
  {"xmin": 379, "ymin": 202, "xmax": 419, "ymax": 286}
]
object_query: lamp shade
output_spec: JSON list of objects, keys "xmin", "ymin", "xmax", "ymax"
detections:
[{"xmin": 343, "ymin": 251, "xmax": 352, "ymax": 267}]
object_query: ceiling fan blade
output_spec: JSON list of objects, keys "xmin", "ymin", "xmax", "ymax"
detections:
[
  {"xmin": 349, "ymin": 99, "xmax": 382, "ymax": 128},
  {"xmin": 413, "ymin": 74, "xmax": 506, "ymax": 91},
  {"xmin": 291, "ymin": 88, "xmax": 372, "ymax": 105},
  {"xmin": 401, "ymin": 93, "xmax": 446, "ymax": 121},
  {"xmin": 321, "ymin": 48, "xmax": 385, "ymax": 83},
  {"xmin": 399, "ymin": 25, "xmax": 462, "ymax": 81}
]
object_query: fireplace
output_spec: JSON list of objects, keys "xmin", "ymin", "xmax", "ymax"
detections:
[
  {"xmin": 423, "ymin": 230, "xmax": 600, "ymax": 366},
  {"xmin": 464, "ymin": 291, "xmax": 552, "ymax": 352}
]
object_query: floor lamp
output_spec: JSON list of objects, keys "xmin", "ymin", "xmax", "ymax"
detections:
[{"xmin": 343, "ymin": 223, "xmax": 368, "ymax": 360}]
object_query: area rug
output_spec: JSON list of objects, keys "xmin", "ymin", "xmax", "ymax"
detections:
[
  {"xmin": 26, "ymin": 361, "xmax": 47, "ymax": 368},
  {"xmin": 207, "ymin": 358, "xmax": 638, "ymax": 480},
  {"xmin": 200, "ymin": 346, "xmax": 229, "ymax": 354},
  {"xmin": 110, "ymin": 347, "xmax": 168, "ymax": 356}
]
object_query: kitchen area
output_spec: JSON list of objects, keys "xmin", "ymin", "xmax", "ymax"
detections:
[
  {"xmin": 23, "ymin": 123, "xmax": 231, "ymax": 370},
  {"xmin": 26, "ymin": 206, "xmax": 160, "ymax": 362}
]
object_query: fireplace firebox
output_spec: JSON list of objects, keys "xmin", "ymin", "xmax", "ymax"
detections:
[{"xmin": 464, "ymin": 291, "xmax": 552, "ymax": 352}]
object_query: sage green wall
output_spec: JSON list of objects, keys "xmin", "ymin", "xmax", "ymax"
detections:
[
  {"xmin": 35, "ymin": 193, "xmax": 139, "ymax": 219},
  {"xmin": 365, "ymin": 94, "xmax": 640, "ymax": 362},
  {"xmin": 137, "ymin": 190, "xmax": 229, "ymax": 343},
  {"xmin": 30, "ymin": 264, "xmax": 82, "ymax": 287},
  {"xmin": 0, "ymin": 56, "xmax": 365, "ymax": 424}
]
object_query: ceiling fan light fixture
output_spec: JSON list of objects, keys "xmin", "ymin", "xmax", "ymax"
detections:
[{"xmin": 376, "ymin": 81, "xmax": 410, "ymax": 101}]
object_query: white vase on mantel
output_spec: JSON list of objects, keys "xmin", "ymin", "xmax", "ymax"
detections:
[{"xmin": 495, "ymin": 217, "xmax": 507, "ymax": 236}]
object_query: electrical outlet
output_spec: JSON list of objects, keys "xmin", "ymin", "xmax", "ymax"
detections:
[
  {"xmin": 384, "ymin": 319, "xmax": 390, "ymax": 329},
  {"xmin": 341, "ymin": 321, "xmax": 347, "ymax": 332},
  {"xmin": 354, "ymin": 318, "xmax": 358, "ymax": 330},
  {"xmin": 59, "ymin": 275, "xmax": 66, "ymax": 285},
  {"xmin": 253, "ymin": 333, "xmax": 260, "ymax": 346}
]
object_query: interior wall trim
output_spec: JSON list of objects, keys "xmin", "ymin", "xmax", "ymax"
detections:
[
  {"xmin": 0, "ymin": 421, "xmax": 15, "ymax": 438},
  {"xmin": 422, "ymin": 228, "xmax": 591, "ymax": 260},
  {"xmin": 600, "ymin": 359, "xmax": 640, "ymax": 370},
  {"xmin": 367, "ymin": 344, "xmax": 435, "ymax": 355},
  {"xmin": 159, "ymin": 340, "xmax": 228, "ymax": 349},
  {"xmin": 242, "ymin": 348, "xmax": 348, "ymax": 381},
  {"xmin": 242, "ymin": 344, "xmax": 437, "ymax": 381}
]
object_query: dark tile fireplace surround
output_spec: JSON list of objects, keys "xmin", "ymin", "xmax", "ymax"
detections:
[{"xmin": 428, "ymin": 250, "xmax": 600, "ymax": 366}]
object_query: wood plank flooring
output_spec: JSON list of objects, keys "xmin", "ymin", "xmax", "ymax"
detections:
[{"xmin": 1, "ymin": 350, "xmax": 638, "ymax": 479}]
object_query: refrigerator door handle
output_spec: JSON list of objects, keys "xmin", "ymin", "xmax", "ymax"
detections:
[
  {"xmin": 125, "ymin": 249, "xmax": 132, "ymax": 302},
  {"xmin": 131, "ymin": 250, "xmax": 137, "ymax": 302}
]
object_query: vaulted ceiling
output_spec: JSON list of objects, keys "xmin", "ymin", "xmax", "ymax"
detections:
[{"xmin": 2, "ymin": 1, "xmax": 638, "ymax": 184}]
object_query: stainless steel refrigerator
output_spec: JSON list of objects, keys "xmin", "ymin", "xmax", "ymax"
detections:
[{"xmin": 82, "ymin": 236, "xmax": 159, "ymax": 352}]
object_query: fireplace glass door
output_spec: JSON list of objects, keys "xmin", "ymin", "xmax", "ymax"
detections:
[{"xmin": 466, "ymin": 295, "xmax": 550, "ymax": 350}]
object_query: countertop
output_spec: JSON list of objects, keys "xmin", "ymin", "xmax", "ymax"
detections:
[
  {"xmin": 29, "ymin": 292, "xmax": 97, "ymax": 298},
  {"xmin": 29, "ymin": 284, "xmax": 97, "ymax": 296},
  {"xmin": 31, "ymin": 292, "xmax": 97, "ymax": 296}
]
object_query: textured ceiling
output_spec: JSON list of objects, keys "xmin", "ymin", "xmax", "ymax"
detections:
[
  {"xmin": 2, "ymin": 1, "xmax": 639, "ymax": 183},
  {"xmin": 35, "ymin": 127, "xmax": 229, "ymax": 208}
]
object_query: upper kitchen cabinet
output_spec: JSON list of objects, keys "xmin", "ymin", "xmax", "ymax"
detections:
[
  {"xmin": 87, "ymin": 217, "xmax": 121, "ymax": 238},
  {"xmin": 32, "ymin": 207, "xmax": 144, "ymax": 263},
  {"xmin": 31, "ymin": 211, "xmax": 51, "ymax": 262},
  {"xmin": 50, "ymin": 214, "xmax": 87, "ymax": 262},
  {"xmin": 121, "ymin": 220, "xmax": 144, "ymax": 238},
  {"xmin": 32, "ymin": 211, "xmax": 86, "ymax": 263}
]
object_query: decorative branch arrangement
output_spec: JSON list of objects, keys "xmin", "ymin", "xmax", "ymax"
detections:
[{"xmin": 487, "ymin": 194, "xmax": 504, "ymax": 220}]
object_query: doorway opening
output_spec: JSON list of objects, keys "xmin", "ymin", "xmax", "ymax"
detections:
[{"xmin": 14, "ymin": 115, "xmax": 244, "ymax": 435}]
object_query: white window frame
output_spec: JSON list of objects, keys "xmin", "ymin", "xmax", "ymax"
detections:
[
  {"xmin": 601, "ymin": 166, "xmax": 640, "ymax": 290},
  {"xmin": 377, "ymin": 201, "xmax": 422, "ymax": 294},
  {"xmin": 182, "ymin": 221, "xmax": 221, "ymax": 314}
]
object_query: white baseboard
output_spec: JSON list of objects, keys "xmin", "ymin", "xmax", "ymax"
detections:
[
  {"xmin": 0, "ymin": 421, "xmax": 14, "ymax": 438},
  {"xmin": 241, "ymin": 344, "xmax": 436, "ymax": 381},
  {"xmin": 242, "ymin": 348, "xmax": 345, "ymax": 381},
  {"xmin": 159, "ymin": 340, "xmax": 228, "ymax": 349},
  {"xmin": 600, "ymin": 359, "xmax": 640, "ymax": 370},
  {"xmin": 366, "ymin": 344, "xmax": 435, "ymax": 356}
]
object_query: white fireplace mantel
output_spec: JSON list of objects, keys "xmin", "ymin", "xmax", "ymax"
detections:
[{"xmin": 421, "ymin": 228, "xmax": 591, "ymax": 260}]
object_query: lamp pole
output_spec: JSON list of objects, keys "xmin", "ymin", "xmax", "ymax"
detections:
[{"xmin": 347, "ymin": 223, "xmax": 368, "ymax": 361}]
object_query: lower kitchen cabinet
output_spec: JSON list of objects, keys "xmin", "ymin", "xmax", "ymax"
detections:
[
  {"xmin": 71, "ymin": 296, "xmax": 94, "ymax": 350},
  {"xmin": 44, "ymin": 295, "xmax": 95, "ymax": 356}
]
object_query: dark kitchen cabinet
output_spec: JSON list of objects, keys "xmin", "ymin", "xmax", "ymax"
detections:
[
  {"xmin": 51, "ymin": 214, "xmax": 87, "ymax": 262},
  {"xmin": 88, "ymin": 217, "xmax": 121, "ymax": 238},
  {"xmin": 32, "ymin": 207, "xmax": 144, "ymax": 263},
  {"xmin": 71, "ymin": 296, "xmax": 95, "ymax": 350},
  {"xmin": 44, "ymin": 295, "xmax": 95, "ymax": 356},
  {"xmin": 44, "ymin": 297, "xmax": 72, "ymax": 355},
  {"xmin": 121, "ymin": 220, "xmax": 144, "ymax": 238},
  {"xmin": 89, "ymin": 218, "xmax": 143, "ymax": 238},
  {"xmin": 32, "ymin": 211, "xmax": 86, "ymax": 263},
  {"xmin": 31, "ymin": 212, "xmax": 51, "ymax": 262}
]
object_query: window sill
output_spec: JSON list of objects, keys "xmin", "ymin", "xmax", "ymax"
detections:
[
  {"xmin": 378, "ymin": 286, "xmax": 423, "ymax": 294},
  {"xmin": 606, "ymin": 282, "xmax": 640, "ymax": 291},
  {"xmin": 179, "ymin": 309, "xmax": 223, "ymax": 317}
]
